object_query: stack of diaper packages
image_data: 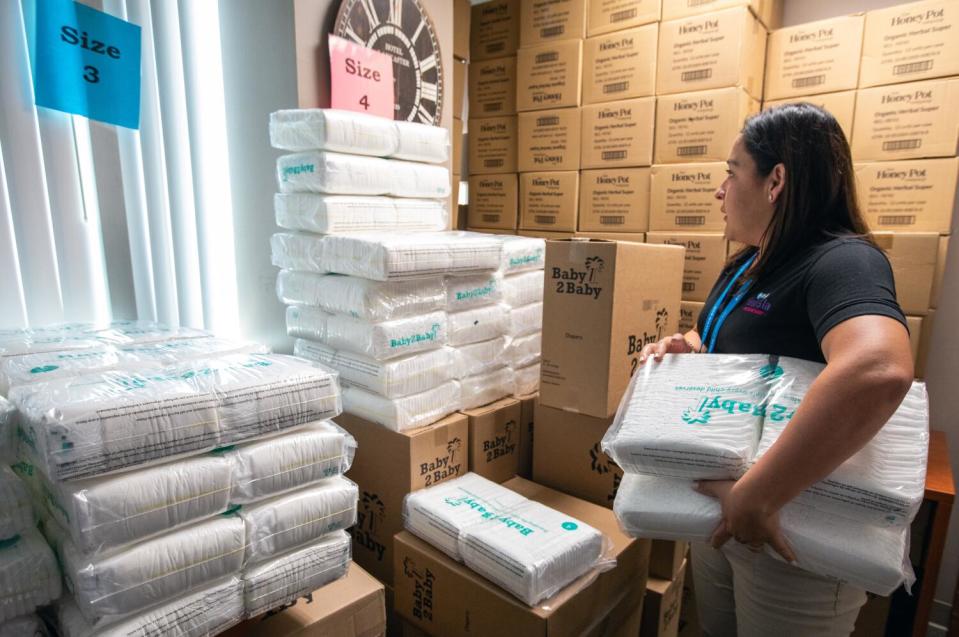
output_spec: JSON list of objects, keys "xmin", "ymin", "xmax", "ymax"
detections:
[
  {"xmin": 271, "ymin": 109, "xmax": 530, "ymax": 430},
  {"xmin": 496, "ymin": 236, "xmax": 545, "ymax": 398},
  {"xmin": 603, "ymin": 353, "xmax": 929, "ymax": 595}
]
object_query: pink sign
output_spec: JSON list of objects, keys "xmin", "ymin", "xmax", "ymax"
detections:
[{"xmin": 329, "ymin": 34, "xmax": 394, "ymax": 119}]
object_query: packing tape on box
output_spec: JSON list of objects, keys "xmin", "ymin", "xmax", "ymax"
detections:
[
  {"xmin": 274, "ymin": 194, "xmax": 449, "ymax": 234},
  {"xmin": 277, "ymin": 151, "xmax": 450, "ymax": 198},
  {"xmin": 341, "ymin": 381, "xmax": 462, "ymax": 432},
  {"xmin": 0, "ymin": 527, "xmax": 61, "ymax": 623},
  {"xmin": 277, "ymin": 271, "xmax": 446, "ymax": 322},
  {"xmin": 295, "ymin": 339, "xmax": 454, "ymax": 399},
  {"xmin": 322, "ymin": 311, "xmax": 448, "ymax": 361},
  {"xmin": 0, "ymin": 466, "xmax": 33, "ymax": 543},
  {"xmin": 11, "ymin": 353, "xmax": 341, "ymax": 481},
  {"xmin": 502, "ymin": 271, "xmax": 545, "ymax": 308},
  {"xmin": 507, "ymin": 302, "xmax": 543, "ymax": 338},
  {"xmin": 512, "ymin": 362, "xmax": 541, "ymax": 397},
  {"xmin": 458, "ymin": 367, "xmax": 515, "ymax": 411},
  {"xmin": 404, "ymin": 472, "xmax": 614, "ymax": 606},
  {"xmin": 445, "ymin": 273, "xmax": 504, "ymax": 312},
  {"xmin": 448, "ymin": 305, "xmax": 509, "ymax": 347},
  {"xmin": 450, "ymin": 337, "xmax": 510, "ymax": 380}
]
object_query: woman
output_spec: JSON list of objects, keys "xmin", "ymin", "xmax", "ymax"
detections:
[{"xmin": 638, "ymin": 103, "xmax": 914, "ymax": 636}]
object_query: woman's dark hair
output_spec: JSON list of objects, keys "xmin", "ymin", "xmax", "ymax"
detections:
[{"xmin": 734, "ymin": 102, "xmax": 873, "ymax": 280}]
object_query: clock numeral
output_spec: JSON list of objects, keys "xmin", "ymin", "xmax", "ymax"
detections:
[
  {"xmin": 420, "ymin": 82, "xmax": 438, "ymax": 103},
  {"xmin": 359, "ymin": 95, "xmax": 370, "ymax": 111},
  {"xmin": 411, "ymin": 18, "xmax": 426, "ymax": 44},
  {"xmin": 389, "ymin": 0, "xmax": 403, "ymax": 26},
  {"xmin": 344, "ymin": 24, "xmax": 365, "ymax": 45},
  {"xmin": 360, "ymin": 0, "xmax": 379, "ymax": 28},
  {"xmin": 419, "ymin": 53, "xmax": 437, "ymax": 73},
  {"xmin": 416, "ymin": 104, "xmax": 435, "ymax": 125}
]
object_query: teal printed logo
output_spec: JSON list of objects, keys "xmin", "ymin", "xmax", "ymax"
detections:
[
  {"xmin": 759, "ymin": 364, "xmax": 783, "ymax": 379},
  {"xmin": 561, "ymin": 521, "xmax": 578, "ymax": 531},
  {"xmin": 509, "ymin": 253, "xmax": 542, "ymax": 268},
  {"xmin": 682, "ymin": 409, "xmax": 711, "ymax": 425},
  {"xmin": 281, "ymin": 163, "xmax": 316, "ymax": 182},
  {"xmin": 682, "ymin": 394, "xmax": 796, "ymax": 424},
  {"xmin": 455, "ymin": 280, "xmax": 496, "ymax": 302},
  {"xmin": 30, "ymin": 365, "xmax": 60, "ymax": 375},
  {"xmin": 390, "ymin": 323, "xmax": 441, "ymax": 349},
  {"xmin": 442, "ymin": 495, "xmax": 536, "ymax": 536},
  {"xmin": 115, "ymin": 358, "xmax": 272, "ymax": 390}
]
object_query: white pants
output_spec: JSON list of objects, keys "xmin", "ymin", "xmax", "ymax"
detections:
[{"xmin": 691, "ymin": 541, "xmax": 867, "ymax": 637}]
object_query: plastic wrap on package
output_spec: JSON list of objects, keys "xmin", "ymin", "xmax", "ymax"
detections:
[
  {"xmin": 0, "ymin": 466, "xmax": 33, "ymax": 542},
  {"xmin": 226, "ymin": 421, "xmax": 356, "ymax": 505},
  {"xmin": 309, "ymin": 232, "xmax": 502, "ymax": 281},
  {"xmin": 507, "ymin": 332, "xmax": 541, "ymax": 369},
  {"xmin": 286, "ymin": 306, "xmax": 328, "ymax": 341},
  {"xmin": 341, "ymin": 381, "xmax": 461, "ymax": 432},
  {"xmin": 502, "ymin": 271, "xmax": 545, "ymax": 308},
  {"xmin": 512, "ymin": 363, "xmax": 540, "ymax": 397},
  {"xmin": 12, "ymin": 354, "xmax": 341, "ymax": 481},
  {"xmin": 497, "ymin": 236, "xmax": 546, "ymax": 274},
  {"xmin": 448, "ymin": 305, "xmax": 509, "ymax": 347},
  {"xmin": 275, "ymin": 194, "xmax": 448, "ymax": 234},
  {"xmin": 271, "ymin": 232, "xmax": 329, "ymax": 273},
  {"xmin": 756, "ymin": 358, "xmax": 929, "ymax": 528},
  {"xmin": 507, "ymin": 302, "xmax": 542, "ymax": 338},
  {"xmin": 613, "ymin": 472, "xmax": 914, "ymax": 596},
  {"xmin": 393, "ymin": 120, "xmax": 451, "ymax": 163},
  {"xmin": 55, "ymin": 516, "xmax": 244, "ymax": 623},
  {"xmin": 323, "ymin": 311, "xmax": 447, "ymax": 360},
  {"xmin": 0, "ymin": 528, "xmax": 60, "ymax": 622},
  {"xmin": 269, "ymin": 109, "xmax": 399, "ymax": 155},
  {"xmin": 242, "ymin": 531, "xmax": 351, "ymax": 617},
  {"xmin": 458, "ymin": 367, "xmax": 514, "ymax": 411},
  {"xmin": 57, "ymin": 576, "xmax": 244, "ymax": 637},
  {"xmin": 0, "ymin": 334, "xmax": 103, "ymax": 362},
  {"xmin": 602, "ymin": 354, "xmax": 776, "ymax": 480},
  {"xmin": 450, "ymin": 337, "xmax": 509, "ymax": 380},
  {"xmin": 14, "ymin": 453, "xmax": 232, "ymax": 555},
  {"xmin": 277, "ymin": 152, "xmax": 450, "ymax": 198},
  {"xmin": 277, "ymin": 271, "xmax": 446, "ymax": 322},
  {"xmin": 445, "ymin": 273, "xmax": 503, "ymax": 312},
  {"xmin": 240, "ymin": 476, "xmax": 358, "ymax": 565},
  {"xmin": 295, "ymin": 339, "xmax": 453, "ymax": 399},
  {"xmin": 0, "ymin": 398, "xmax": 15, "ymax": 464},
  {"xmin": 0, "ymin": 614, "xmax": 46, "ymax": 637},
  {"xmin": 88, "ymin": 323, "xmax": 210, "ymax": 346}
]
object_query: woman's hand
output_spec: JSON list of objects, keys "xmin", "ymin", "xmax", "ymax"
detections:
[
  {"xmin": 638, "ymin": 333, "xmax": 694, "ymax": 365},
  {"xmin": 695, "ymin": 480, "xmax": 797, "ymax": 563}
]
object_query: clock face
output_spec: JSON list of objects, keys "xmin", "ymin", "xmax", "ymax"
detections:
[{"xmin": 334, "ymin": 0, "xmax": 444, "ymax": 125}]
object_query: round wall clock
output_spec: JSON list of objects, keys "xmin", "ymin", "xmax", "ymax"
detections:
[{"xmin": 333, "ymin": 0, "xmax": 444, "ymax": 125}]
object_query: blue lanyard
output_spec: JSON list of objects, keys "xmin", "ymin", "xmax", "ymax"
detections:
[{"xmin": 700, "ymin": 253, "xmax": 758, "ymax": 353}]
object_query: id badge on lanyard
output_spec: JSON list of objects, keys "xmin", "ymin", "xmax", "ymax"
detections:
[{"xmin": 700, "ymin": 252, "xmax": 758, "ymax": 353}]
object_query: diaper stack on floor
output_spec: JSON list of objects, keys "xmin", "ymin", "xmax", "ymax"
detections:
[
  {"xmin": 603, "ymin": 353, "xmax": 929, "ymax": 595},
  {"xmin": 0, "ymin": 320, "xmax": 360, "ymax": 634}
]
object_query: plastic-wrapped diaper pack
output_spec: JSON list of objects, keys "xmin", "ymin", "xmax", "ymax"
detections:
[
  {"xmin": 507, "ymin": 332, "xmax": 541, "ymax": 369},
  {"xmin": 240, "ymin": 476, "xmax": 358, "ymax": 565},
  {"xmin": 294, "ymin": 340, "xmax": 453, "ymax": 399},
  {"xmin": 0, "ymin": 528, "xmax": 61, "ymax": 622},
  {"xmin": 603, "ymin": 354, "xmax": 777, "ymax": 480},
  {"xmin": 226, "ymin": 421, "xmax": 356, "ymax": 505},
  {"xmin": 0, "ymin": 614, "xmax": 47, "ymax": 637},
  {"xmin": 497, "ymin": 236, "xmax": 546, "ymax": 274},
  {"xmin": 57, "ymin": 576, "xmax": 244, "ymax": 637},
  {"xmin": 393, "ymin": 120, "xmax": 451, "ymax": 163},
  {"xmin": 54, "ymin": 516, "xmax": 244, "ymax": 622},
  {"xmin": 512, "ymin": 363, "xmax": 541, "ymax": 397},
  {"xmin": 0, "ymin": 467, "xmax": 34, "ymax": 541},
  {"xmin": 0, "ymin": 398, "xmax": 13, "ymax": 463},
  {"xmin": 271, "ymin": 232, "xmax": 330, "ymax": 273},
  {"xmin": 323, "ymin": 311, "xmax": 447, "ymax": 360},
  {"xmin": 459, "ymin": 367, "xmax": 515, "ymax": 411},
  {"xmin": 275, "ymin": 194, "xmax": 448, "ymax": 234},
  {"xmin": 404, "ymin": 473, "xmax": 609, "ymax": 606},
  {"xmin": 277, "ymin": 152, "xmax": 450, "ymax": 198},
  {"xmin": 450, "ymin": 337, "xmax": 509, "ymax": 380},
  {"xmin": 613, "ymin": 473, "xmax": 913, "ymax": 595},
  {"xmin": 277, "ymin": 272, "xmax": 446, "ymax": 322},
  {"xmin": 448, "ymin": 305, "xmax": 509, "ymax": 347},
  {"xmin": 242, "ymin": 531, "xmax": 351, "ymax": 617},
  {"xmin": 501, "ymin": 271, "xmax": 545, "ymax": 308},
  {"xmin": 445, "ymin": 273, "xmax": 503, "ymax": 311},
  {"xmin": 507, "ymin": 302, "xmax": 543, "ymax": 338},
  {"xmin": 286, "ymin": 306, "xmax": 328, "ymax": 341},
  {"xmin": 342, "ymin": 382, "xmax": 461, "ymax": 432},
  {"xmin": 13, "ymin": 353, "xmax": 341, "ymax": 481}
]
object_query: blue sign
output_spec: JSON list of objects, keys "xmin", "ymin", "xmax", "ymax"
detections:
[{"xmin": 31, "ymin": 0, "xmax": 141, "ymax": 129}]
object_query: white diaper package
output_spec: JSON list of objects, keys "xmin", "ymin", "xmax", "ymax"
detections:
[
  {"xmin": 57, "ymin": 576, "xmax": 244, "ymax": 637},
  {"xmin": 404, "ymin": 473, "xmax": 609, "ymax": 605},
  {"xmin": 277, "ymin": 152, "xmax": 450, "ymax": 198},
  {"xmin": 15, "ymin": 453, "xmax": 232, "ymax": 555},
  {"xmin": 458, "ymin": 367, "xmax": 515, "ymax": 411},
  {"xmin": 240, "ymin": 477, "xmax": 358, "ymax": 565},
  {"xmin": 13, "ymin": 353, "xmax": 341, "ymax": 481},
  {"xmin": 86, "ymin": 323, "xmax": 210, "ymax": 347},
  {"xmin": 323, "ymin": 311, "xmax": 447, "ymax": 360},
  {"xmin": 602, "ymin": 354, "xmax": 776, "ymax": 480},
  {"xmin": 242, "ymin": 531, "xmax": 351, "ymax": 617},
  {"xmin": 0, "ymin": 398, "xmax": 13, "ymax": 463},
  {"xmin": 275, "ymin": 194, "xmax": 448, "ymax": 234},
  {"xmin": 506, "ymin": 332, "xmax": 542, "ymax": 369},
  {"xmin": 393, "ymin": 120, "xmax": 451, "ymax": 163},
  {"xmin": 271, "ymin": 232, "xmax": 330, "ymax": 273},
  {"xmin": 277, "ymin": 271, "xmax": 446, "ymax": 322},
  {"xmin": 0, "ymin": 614, "xmax": 46, "ymax": 637},
  {"xmin": 342, "ymin": 382, "xmax": 461, "ymax": 432},
  {"xmin": 286, "ymin": 306, "xmax": 328, "ymax": 341},
  {"xmin": 226, "ymin": 421, "xmax": 356, "ymax": 505},
  {"xmin": 445, "ymin": 273, "xmax": 503, "ymax": 312},
  {"xmin": 450, "ymin": 338, "xmax": 509, "ymax": 380},
  {"xmin": 295, "ymin": 340, "xmax": 453, "ymax": 399},
  {"xmin": 756, "ymin": 359, "xmax": 930, "ymax": 528},
  {"xmin": 497, "ymin": 236, "xmax": 546, "ymax": 274},
  {"xmin": 502, "ymin": 271, "xmax": 545, "ymax": 308},
  {"xmin": 448, "ymin": 305, "xmax": 509, "ymax": 347},
  {"xmin": 0, "ymin": 334, "xmax": 104, "ymax": 362},
  {"xmin": 507, "ymin": 302, "xmax": 543, "ymax": 338},
  {"xmin": 57, "ymin": 516, "xmax": 244, "ymax": 622},
  {"xmin": 613, "ymin": 473, "xmax": 913, "ymax": 595},
  {"xmin": 0, "ymin": 467, "xmax": 31, "ymax": 542},
  {"xmin": 0, "ymin": 528, "xmax": 61, "ymax": 622},
  {"xmin": 512, "ymin": 363, "xmax": 541, "ymax": 397},
  {"xmin": 269, "ymin": 109, "xmax": 399, "ymax": 155}
]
